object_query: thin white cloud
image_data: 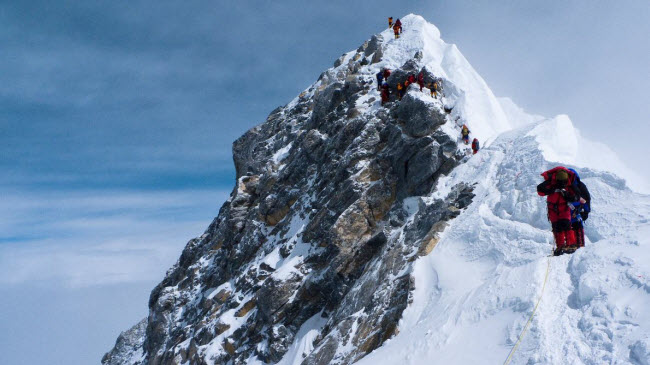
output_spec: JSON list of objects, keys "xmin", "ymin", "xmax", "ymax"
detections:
[{"xmin": 0, "ymin": 189, "xmax": 229, "ymax": 288}]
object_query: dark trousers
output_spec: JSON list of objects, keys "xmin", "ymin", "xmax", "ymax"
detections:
[
  {"xmin": 551, "ymin": 219, "xmax": 571, "ymax": 233},
  {"xmin": 551, "ymin": 219, "xmax": 576, "ymax": 248}
]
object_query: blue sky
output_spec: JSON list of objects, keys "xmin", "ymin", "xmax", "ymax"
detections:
[{"xmin": 1, "ymin": 1, "xmax": 648, "ymax": 364}]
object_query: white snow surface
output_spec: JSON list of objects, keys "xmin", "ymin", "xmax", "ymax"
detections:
[
  {"xmin": 355, "ymin": 118, "xmax": 650, "ymax": 364},
  {"xmin": 372, "ymin": 15, "xmax": 520, "ymax": 145},
  {"xmin": 279, "ymin": 14, "xmax": 650, "ymax": 365}
]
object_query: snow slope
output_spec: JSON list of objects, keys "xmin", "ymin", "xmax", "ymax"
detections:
[
  {"xmin": 353, "ymin": 116, "xmax": 650, "ymax": 364},
  {"xmin": 283, "ymin": 15, "xmax": 650, "ymax": 364},
  {"xmin": 103, "ymin": 14, "xmax": 650, "ymax": 365},
  {"xmin": 372, "ymin": 15, "xmax": 520, "ymax": 144}
]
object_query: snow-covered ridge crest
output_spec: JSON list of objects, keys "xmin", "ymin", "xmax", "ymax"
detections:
[
  {"xmin": 367, "ymin": 14, "xmax": 517, "ymax": 143},
  {"xmin": 356, "ymin": 112, "xmax": 650, "ymax": 365},
  {"xmin": 527, "ymin": 115, "xmax": 649, "ymax": 193},
  {"xmin": 287, "ymin": 13, "xmax": 526, "ymax": 148},
  {"xmin": 103, "ymin": 13, "xmax": 650, "ymax": 365}
]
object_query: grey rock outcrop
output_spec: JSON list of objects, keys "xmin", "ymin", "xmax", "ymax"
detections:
[
  {"xmin": 397, "ymin": 93, "xmax": 447, "ymax": 137},
  {"xmin": 102, "ymin": 319, "xmax": 147, "ymax": 365},
  {"xmin": 104, "ymin": 27, "xmax": 474, "ymax": 365}
]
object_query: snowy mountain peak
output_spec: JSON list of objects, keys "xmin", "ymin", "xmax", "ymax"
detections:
[
  {"xmin": 104, "ymin": 15, "xmax": 650, "ymax": 365},
  {"xmin": 321, "ymin": 14, "xmax": 522, "ymax": 149}
]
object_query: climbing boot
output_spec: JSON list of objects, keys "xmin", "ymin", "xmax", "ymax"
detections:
[{"xmin": 564, "ymin": 245, "xmax": 578, "ymax": 254}]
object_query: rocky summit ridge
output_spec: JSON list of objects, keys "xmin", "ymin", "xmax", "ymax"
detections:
[{"xmin": 104, "ymin": 14, "xmax": 534, "ymax": 365}]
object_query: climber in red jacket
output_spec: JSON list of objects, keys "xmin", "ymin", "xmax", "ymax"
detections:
[
  {"xmin": 407, "ymin": 74, "xmax": 416, "ymax": 88},
  {"xmin": 471, "ymin": 138, "xmax": 479, "ymax": 154},
  {"xmin": 380, "ymin": 82, "xmax": 390, "ymax": 105},
  {"xmin": 417, "ymin": 72, "xmax": 425, "ymax": 91},
  {"xmin": 537, "ymin": 167, "xmax": 581, "ymax": 256}
]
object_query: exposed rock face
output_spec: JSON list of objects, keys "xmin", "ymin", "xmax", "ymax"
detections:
[
  {"xmin": 103, "ymin": 319, "xmax": 147, "ymax": 365},
  {"xmin": 397, "ymin": 93, "xmax": 447, "ymax": 138},
  {"xmin": 104, "ymin": 23, "xmax": 475, "ymax": 365}
]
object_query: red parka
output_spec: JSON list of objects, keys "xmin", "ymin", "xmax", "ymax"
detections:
[
  {"xmin": 407, "ymin": 74, "xmax": 416, "ymax": 84},
  {"xmin": 537, "ymin": 166, "xmax": 579, "ymax": 222}
]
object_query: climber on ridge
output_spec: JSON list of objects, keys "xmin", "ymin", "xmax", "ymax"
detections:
[
  {"xmin": 393, "ymin": 23, "xmax": 400, "ymax": 39},
  {"xmin": 395, "ymin": 18, "xmax": 402, "ymax": 33},
  {"xmin": 381, "ymin": 82, "xmax": 390, "ymax": 105},
  {"xmin": 417, "ymin": 71, "xmax": 425, "ymax": 91},
  {"xmin": 430, "ymin": 80, "xmax": 440, "ymax": 99},
  {"xmin": 376, "ymin": 69, "xmax": 384, "ymax": 90},
  {"xmin": 568, "ymin": 168, "xmax": 591, "ymax": 248},
  {"xmin": 397, "ymin": 82, "xmax": 405, "ymax": 100},
  {"xmin": 407, "ymin": 73, "xmax": 416, "ymax": 88},
  {"xmin": 461, "ymin": 124, "xmax": 470, "ymax": 144},
  {"xmin": 388, "ymin": 17, "xmax": 393, "ymax": 29},
  {"xmin": 537, "ymin": 167, "xmax": 582, "ymax": 256},
  {"xmin": 472, "ymin": 138, "xmax": 480, "ymax": 154}
]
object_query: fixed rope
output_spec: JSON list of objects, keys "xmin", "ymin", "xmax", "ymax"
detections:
[{"xmin": 502, "ymin": 252, "xmax": 552, "ymax": 365}]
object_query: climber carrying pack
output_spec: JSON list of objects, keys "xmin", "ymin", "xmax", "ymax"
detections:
[
  {"xmin": 393, "ymin": 23, "xmax": 400, "ymax": 39},
  {"xmin": 376, "ymin": 70, "xmax": 384, "ymax": 90},
  {"xmin": 383, "ymin": 68, "xmax": 391, "ymax": 79},
  {"xmin": 430, "ymin": 80, "xmax": 440, "ymax": 99},
  {"xmin": 568, "ymin": 168, "xmax": 591, "ymax": 248},
  {"xmin": 397, "ymin": 82, "xmax": 405, "ymax": 100},
  {"xmin": 381, "ymin": 82, "xmax": 390, "ymax": 105},
  {"xmin": 388, "ymin": 17, "xmax": 393, "ymax": 29},
  {"xmin": 461, "ymin": 124, "xmax": 470, "ymax": 144},
  {"xmin": 472, "ymin": 138, "xmax": 479, "ymax": 154},
  {"xmin": 407, "ymin": 73, "xmax": 416, "ymax": 88},
  {"xmin": 537, "ymin": 167, "xmax": 583, "ymax": 256},
  {"xmin": 417, "ymin": 72, "xmax": 425, "ymax": 91},
  {"xmin": 395, "ymin": 18, "xmax": 402, "ymax": 33}
]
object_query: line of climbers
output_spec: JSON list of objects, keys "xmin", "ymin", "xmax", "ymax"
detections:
[
  {"xmin": 537, "ymin": 166, "xmax": 592, "ymax": 256},
  {"xmin": 459, "ymin": 124, "xmax": 480, "ymax": 154},
  {"xmin": 376, "ymin": 69, "xmax": 443, "ymax": 105},
  {"xmin": 376, "ymin": 65, "xmax": 480, "ymax": 156},
  {"xmin": 388, "ymin": 17, "xmax": 403, "ymax": 39}
]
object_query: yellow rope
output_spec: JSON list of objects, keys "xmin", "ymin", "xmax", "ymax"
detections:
[{"xmin": 503, "ymin": 252, "xmax": 552, "ymax": 365}]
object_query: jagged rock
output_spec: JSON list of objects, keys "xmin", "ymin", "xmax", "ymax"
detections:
[
  {"xmin": 371, "ymin": 47, "xmax": 383, "ymax": 64},
  {"xmin": 365, "ymin": 35, "xmax": 383, "ymax": 57},
  {"xmin": 223, "ymin": 339, "xmax": 236, "ymax": 355},
  {"xmin": 102, "ymin": 319, "xmax": 147, "ymax": 365},
  {"xmin": 396, "ymin": 93, "xmax": 447, "ymax": 138},
  {"xmin": 257, "ymin": 273, "xmax": 303, "ymax": 323},
  {"xmin": 105, "ymin": 16, "xmax": 474, "ymax": 365},
  {"xmin": 418, "ymin": 221, "xmax": 447, "ymax": 256},
  {"xmin": 214, "ymin": 322, "xmax": 231, "ymax": 336},
  {"xmin": 333, "ymin": 201, "xmax": 373, "ymax": 248},
  {"xmin": 235, "ymin": 298, "xmax": 256, "ymax": 317},
  {"xmin": 334, "ymin": 54, "xmax": 345, "ymax": 68},
  {"xmin": 213, "ymin": 289, "xmax": 230, "ymax": 303},
  {"xmin": 406, "ymin": 140, "xmax": 444, "ymax": 195}
]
